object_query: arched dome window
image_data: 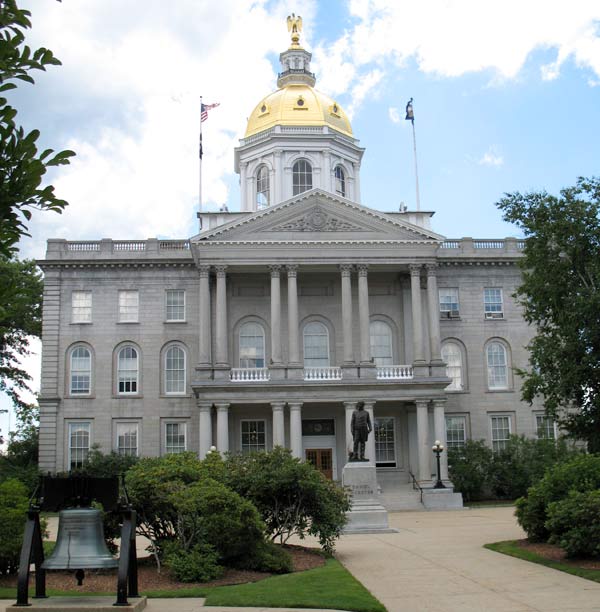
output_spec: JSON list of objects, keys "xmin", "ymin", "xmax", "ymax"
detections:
[
  {"xmin": 239, "ymin": 322, "xmax": 266, "ymax": 368},
  {"xmin": 293, "ymin": 159, "xmax": 312, "ymax": 195},
  {"xmin": 334, "ymin": 166, "xmax": 346, "ymax": 197},
  {"xmin": 370, "ymin": 321, "xmax": 393, "ymax": 366},
  {"xmin": 303, "ymin": 321, "xmax": 329, "ymax": 367},
  {"xmin": 256, "ymin": 165, "xmax": 270, "ymax": 209}
]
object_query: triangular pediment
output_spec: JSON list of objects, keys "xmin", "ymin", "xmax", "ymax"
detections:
[{"xmin": 196, "ymin": 189, "xmax": 444, "ymax": 243}]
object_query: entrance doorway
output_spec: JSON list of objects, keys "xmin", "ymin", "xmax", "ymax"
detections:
[{"xmin": 306, "ymin": 448, "xmax": 333, "ymax": 479}]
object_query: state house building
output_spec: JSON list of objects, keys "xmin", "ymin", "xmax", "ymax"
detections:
[{"xmin": 37, "ymin": 25, "xmax": 549, "ymax": 506}]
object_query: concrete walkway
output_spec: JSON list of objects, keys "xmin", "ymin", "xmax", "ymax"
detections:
[{"xmin": 335, "ymin": 506, "xmax": 600, "ymax": 612}]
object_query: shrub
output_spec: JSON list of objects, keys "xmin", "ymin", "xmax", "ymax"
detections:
[
  {"xmin": 447, "ymin": 440, "xmax": 493, "ymax": 501},
  {"xmin": 223, "ymin": 447, "xmax": 350, "ymax": 553},
  {"xmin": 515, "ymin": 454, "xmax": 600, "ymax": 541},
  {"xmin": 74, "ymin": 446, "xmax": 139, "ymax": 478},
  {"xmin": 242, "ymin": 540, "xmax": 294, "ymax": 574},
  {"xmin": 163, "ymin": 541, "xmax": 223, "ymax": 583},
  {"xmin": 0, "ymin": 478, "xmax": 30, "ymax": 574},
  {"xmin": 545, "ymin": 490, "xmax": 600, "ymax": 558}
]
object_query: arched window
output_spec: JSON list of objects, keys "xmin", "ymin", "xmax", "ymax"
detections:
[
  {"xmin": 334, "ymin": 166, "xmax": 346, "ymax": 197},
  {"xmin": 293, "ymin": 159, "xmax": 312, "ymax": 195},
  {"xmin": 239, "ymin": 322, "xmax": 265, "ymax": 368},
  {"xmin": 370, "ymin": 321, "xmax": 393, "ymax": 366},
  {"xmin": 70, "ymin": 346, "xmax": 91, "ymax": 395},
  {"xmin": 486, "ymin": 342, "xmax": 508, "ymax": 389},
  {"xmin": 441, "ymin": 342, "xmax": 464, "ymax": 391},
  {"xmin": 117, "ymin": 346, "xmax": 139, "ymax": 394},
  {"xmin": 165, "ymin": 345, "xmax": 186, "ymax": 394},
  {"xmin": 256, "ymin": 165, "xmax": 270, "ymax": 209},
  {"xmin": 303, "ymin": 322, "xmax": 329, "ymax": 367}
]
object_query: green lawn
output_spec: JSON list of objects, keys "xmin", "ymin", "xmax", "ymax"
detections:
[
  {"xmin": 485, "ymin": 540, "xmax": 600, "ymax": 584},
  {"xmin": 0, "ymin": 558, "xmax": 385, "ymax": 612}
]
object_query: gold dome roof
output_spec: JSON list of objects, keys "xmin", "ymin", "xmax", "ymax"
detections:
[{"xmin": 245, "ymin": 84, "xmax": 353, "ymax": 138}]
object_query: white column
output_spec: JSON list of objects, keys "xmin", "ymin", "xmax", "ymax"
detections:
[
  {"xmin": 272, "ymin": 401, "xmax": 285, "ymax": 448},
  {"xmin": 433, "ymin": 399, "xmax": 449, "ymax": 480},
  {"xmin": 270, "ymin": 265, "xmax": 282, "ymax": 365},
  {"xmin": 323, "ymin": 151, "xmax": 331, "ymax": 192},
  {"xmin": 357, "ymin": 264, "xmax": 371, "ymax": 364},
  {"xmin": 364, "ymin": 400, "xmax": 376, "ymax": 466},
  {"xmin": 216, "ymin": 402, "xmax": 229, "ymax": 453},
  {"xmin": 274, "ymin": 150, "xmax": 282, "ymax": 205},
  {"xmin": 410, "ymin": 264, "xmax": 425, "ymax": 364},
  {"xmin": 240, "ymin": 162, "xmax": 248, "ymax": 211},
  {"xmin": 289, "ymin": 402, "xmax": 303, "ymax": 459},
  {"xmin": 426, "ymin": 263, "xmax": 442, "ymax": 362},
  {"xmin": 416, "ymin": 400, "xmax": 430, "ymax": 482},
  {"xmin": 353, "ymin": 162, "xmax": 361, "ymax": 203},
  {"xmin": 215, "ymin": 265, "xmax": 229, "ymax": 366},
  {"xmin": 340, "ymin": 264, "xmax": 354, "ymax": 364},
  {"xmin": 198, "ymin": 265, "xmax": 211, "ymax": 366},
  {"xmin": 343, "ymin": 401, "xmax": 357, "ymax": 458},
  {"xmin": 198, "ymin": 402, "xmax": 212, "ymax": 458},
  {"xmin": 287, "ymin": 265, "xmax": 300, "ymax": 365}
]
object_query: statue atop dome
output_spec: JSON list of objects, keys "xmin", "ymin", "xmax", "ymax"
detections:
[{"xmin": 287, "ymin": 13, "xmax": 303, "ymax": 47}]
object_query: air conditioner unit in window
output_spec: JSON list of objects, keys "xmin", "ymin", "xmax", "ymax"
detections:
[{"xmin": 485, "ymin": 312, "xmax": 504, "ymax": 319}]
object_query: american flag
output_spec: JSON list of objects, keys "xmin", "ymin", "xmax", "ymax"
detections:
[{"xmin": 201, "ymin": 102, "xmax": 220, "ymax": 122}]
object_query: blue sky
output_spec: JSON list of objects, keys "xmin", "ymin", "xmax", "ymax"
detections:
[{"xmin": 1, "ymin": 0, "xmax": 600, "ymax": 439}]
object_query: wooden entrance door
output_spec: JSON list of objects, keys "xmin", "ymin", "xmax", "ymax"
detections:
[{"xmin": 305, "ymin": 449, "xmax": 333, "ymax": 480}]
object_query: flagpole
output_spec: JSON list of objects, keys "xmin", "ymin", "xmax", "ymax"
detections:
[
  {"xmin": 411, "ymin": 119, "xmax": 421, "ymax": 212},
  {"xmin": 199, "ymin": 96, "xmax": 203, "ymax": 213}
]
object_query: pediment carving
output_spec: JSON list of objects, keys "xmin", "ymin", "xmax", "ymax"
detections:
[{"xmin": 267, "ymin": 206, "xmax": 363, "ymax": 232}]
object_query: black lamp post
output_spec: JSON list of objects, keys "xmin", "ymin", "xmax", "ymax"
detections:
[{"xmin": 432, "ymin": 440, "xmax": 446, "ymax": 489}]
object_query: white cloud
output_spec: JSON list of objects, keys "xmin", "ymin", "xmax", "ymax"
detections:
[
  {"xmin": 478, "ymin": 146, "xmax": 504, "ymax": 167},
  {"xmin": 388, "ymin": 107, "xmax": 401, "ymax": 123}
]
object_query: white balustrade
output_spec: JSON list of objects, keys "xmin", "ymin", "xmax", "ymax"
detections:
[
  {"xmin": 376, "ymin": 365, "xmax": 414, "ymax": 380},
  {"xmin": 230, "ymin": 368, "xmax": 270, "ymax": 382},
  {"xmin": 303, "ymin": 367, "xmax": 343, "ymax": 381}
]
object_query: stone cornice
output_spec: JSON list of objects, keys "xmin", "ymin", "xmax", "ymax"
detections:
[
  {"xmin": 195, "ymin": 239, "xmax": 441, "ymax": 247},
  {"xmin": 39, "ymin": 261, "xmax": 195, "ymax": 270}
]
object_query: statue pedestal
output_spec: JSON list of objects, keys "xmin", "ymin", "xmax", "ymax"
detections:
[{"xmin": 342, "ymin": 462, "xmax": 396, "ymax": 533}]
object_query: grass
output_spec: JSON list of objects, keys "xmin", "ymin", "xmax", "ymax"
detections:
[
  {"xmin": 467, "ymin": 500, "xmax": 516, "ymax": 507},
  {"xmin": 485, "ymin": 540, "xmax": 600, "ymax": 584},
  {"xmin": 0, "ymin": 559, "xmax": 385, "ymax": 612}
]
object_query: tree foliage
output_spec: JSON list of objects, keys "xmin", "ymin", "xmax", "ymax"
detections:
[
  {"xmin": 496, "ymin": 177, "xmax": 600, "ymax": 452},
  {"xmin": 0, "ymin": 0, "xmax": 75, "ymax": 255}
]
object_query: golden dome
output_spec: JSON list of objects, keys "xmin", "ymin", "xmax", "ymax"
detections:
[{"xmin": 245, "ymin": 84, "xmax": 353, "ymax": 138}]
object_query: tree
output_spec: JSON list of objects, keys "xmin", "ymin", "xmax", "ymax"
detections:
[
  {"xmin": 496, "ymin": 177, "xmax": 600, "ymax": 452},
  {"xmin": 0, "ymin": 0, "xmax": 75, "ymax": 256}
]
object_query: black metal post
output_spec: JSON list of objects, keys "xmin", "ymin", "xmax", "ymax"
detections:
[
  {"xmin": 15, "ymin": 508, "xmax": 47, "ymax": 607},
  {"xmin": 114, "ymin": 507, "xmax": 138, "ymax": 606},
  {"xmin": 433, "ymin": 444, "xmax": 446, "ymax": 489}
]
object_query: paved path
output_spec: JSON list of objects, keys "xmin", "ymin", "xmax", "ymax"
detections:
[{"xmin": 335, "ymin": 506, "xmax": 600, "ymax": 612}]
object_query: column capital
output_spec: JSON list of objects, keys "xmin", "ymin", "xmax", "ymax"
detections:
[
  {"xmin": 271, "ymin": 401, "xmax": 285, "ymax": 411},
  {"xmin": 288, "ymin": 401, "xmax": 303, "ymax": 411},
  {"xmin": 432, "ymin": 397, "xmax": 447, "ymax": 409},
  {"xmin": 426, "ymin": 262, "xmax": 438, "ymax": 275},
  {"xmin": 215, "ymin": 402, "xmax": 230, "ymax": 412},
  {"xmin": 357, "ymin": 263, "xmax": 369, "ymax": 277},
  {"xmin": 363, "ymin": 400, "xmax": 376, "ymax": 410},
  {"xmin": 409, "ymin": 263, "xmax": 422, "ymax": 276},
  {"xmin": 198, "ymin": 265, "xmax": 211, "ymax": 278},
  {"xmin": 215, "ymin": 265, "xmax": 228, "ymax": 278},
  {"xmin": 339, "ymin": 263, "xmax": 353, "ymax": 277},
  {"xmin": 286, "ymin": 264, "xmax": 298, "ymax": 277},
  {"xmin": 343, "ymin": 401, "xmax": 357, "ymax": 411},
  {"xmin": 269, "ymin": 264, "xmax": 281, "ymax": 278},
  {"xmin": 415, "ymin": 399, "xmax": 430, "ymax": 409},
  {"xmin": 197, "ymin": 400, "xmax": 213, "ymax": 411}
]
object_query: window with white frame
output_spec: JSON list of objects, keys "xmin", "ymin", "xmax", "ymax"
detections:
[
  {"xmin": 486, "ymin": 341, "xmax": 508, "ymax": 389},
  {"xmin": 166, "ymin": 289, "xmax": 185, "ymax": 321},
  {"xmin": 441, "ymin": 342, "xmax": 464, "ymax": 390},
  {"xmin": 303, "ymin": 321, "xmax": 329, "ymax": 367},
  {"xmin": 490, "ymin": 415, "xmax": 511, "ymax": 452},
  {"xmin": 445, "ymin": 416, "xmax": 467, "ymax": 449},
  {"xmin": 334, "ymin": 166, "xmax": 346, "ymax": 197},
  {"xmin": 241, "ymin": 420, "xmax": 266, "ymax": 453},
  {"xmin": 370, "ymin": 321, "xmax": 393, "ymax": 366},
  {"xmin": 374, "ymin": 417, "xmax": 396, "ymax": 467},
  {"xmin": 72, "ymin": 290, "xmax": 92, "ymax": 323},
  {"xmin": 439, "ymin": 288, "xmax": 459, "ymax": 318},
  {"xmin": 118, "ymin": 290, "xmax": 139, "ymax": 322},
  {"xmin": 70, "ymin": 346, "xmax": 92, "ymax": 395},
  {"xmin": 69, "ymin": 422, "xmax": 91, "ymax": 470},
  {"xmin": 117, "ymin": 346, "xmax": 139, "ymax": 394},
  {"xmin": 292, "ymin": 159, "xmax": 312, "ymax": 195},
  {"xmin": 536, "ymin": 414, "xmax": 556, "ymax": 440},
  {"xmin": 256, "ymin": 165, "xmax": 270, "ymax": 209},
  {"xmin": 165, "ymin": 345, "xmax": 186, "ymax": 394},
  {"xmin": 239, "ymin": 322, "xmax": 265, "ymax": 368},
  {"xmin": 484, "ymin": 288, "xmax": 503, "ymax": 319},
  {"xmin": 165, "ymin": 422, "xmax": 186, "ymax": 454},
  {"xmin": 116, "ymin": 422, "xmax": 138, "ymax": 456}
]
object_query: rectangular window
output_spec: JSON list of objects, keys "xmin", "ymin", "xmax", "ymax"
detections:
[
  {"xmin": 484, "ymin": 288, "xmax": 503, "ymax": 319},
  {"xmin": 118, "ymin": 290, "xmax": 139, "ymax": 322},
  {"xmin": 445, "ymin": 416, "xmax": 467, "ymax": 449},
  {"xmin": 439, "ymin": 288, "xmax": 459, "ymax": 318},
  {"xmin": 490, "ymin": 415, "xmax": 511, "ymax": 452},
  {"xmin": 72, "ymin": 290, "xmax": 92, "ymax": 323},
  {"xmin": 241, "ymin": 420, "xmax": 266, "ymax": 453},
  {"xmin": 116, "ymin": 422, "xmax": 138, "ymax": 456},
  {"xmin": 69, "ymin": 422, "xmax": 91, "ymax": 470},
  {"xmin": 166, "ymin": 289, "xmax": 185, "ymax": 321},
  {"xmin": 536, "ymin": 415, "xmax": 556, "ymax": 440},
  {"xmin": 375, "ymin": 417, "xmax": 396, "ymax": 467},
  {"xmin": 165, "ymin": 423, "xmax": 186, "ymax": 454}
]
